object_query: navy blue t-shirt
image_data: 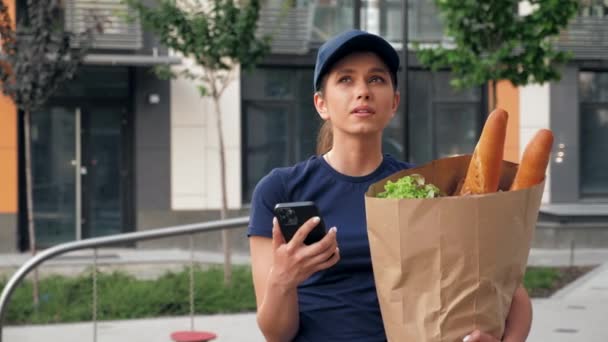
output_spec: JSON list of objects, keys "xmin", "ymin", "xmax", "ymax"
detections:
[{"xmin": 248, "ymin": 154, "xmax": 412, "ymax": 342}]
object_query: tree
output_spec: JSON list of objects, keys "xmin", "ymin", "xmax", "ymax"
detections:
[
  {"xmin": 0, "ymin": 0, "xmax": 100, "ymax": 306},
  {"xmin": 415, "ymin": 0, "xmax": 579, "ymax": 109},
  {"xmin": 124, "ymin": 0, "xmax": 270, "ymax": 284}
]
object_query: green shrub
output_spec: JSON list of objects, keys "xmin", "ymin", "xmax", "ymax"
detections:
[
  {"xmin": 0, "ymin": 265, "xmax": 579, "ymax": 325},
  {"xmin": 0, "ymin": 266, "xmax": 256, "ymax": 325},
  {"xmin": 523, "ymin": 267, "xmax": 560, "ymax": 291}
]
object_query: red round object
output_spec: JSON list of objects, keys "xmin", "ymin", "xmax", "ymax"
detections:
[{"xmin": 170, "ymin": 331, "xmax": 217, "ymax": 342}]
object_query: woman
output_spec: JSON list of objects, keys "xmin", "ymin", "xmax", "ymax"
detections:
[{"xmin": 248, "ymin": 29, "xmax": 532, "ymax": 342}]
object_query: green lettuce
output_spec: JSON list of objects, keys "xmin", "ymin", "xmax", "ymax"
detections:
[{"xmin": 377, "ymin": 174, "xmax": 444, "ymax": 199}]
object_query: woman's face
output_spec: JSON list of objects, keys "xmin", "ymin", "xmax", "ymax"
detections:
[{"xmin": 314, "ymin": 51, "xmax": 400, "ymax": 139}]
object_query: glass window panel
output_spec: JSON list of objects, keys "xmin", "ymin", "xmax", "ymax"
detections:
[
  {"xmin": 87, "ymin": 106, "xmax": 124, "ymax": 237},
  {"xmin": 31, "ymin": 107, "xmax": 76, "ymax": 246},
  {"xmin": 360, "ymin": 0, "xmax": 444, "ymax": 44},
  {"xmin": 409, "ymin": 0, "xmax": 444, "ymax": 43},
  {"xmin": 242, "ymin": 69, "xmax": 294, "ymax": 100},
  {"xmin": 434, "ymin": 72, "xmax": 480, "ymax": 101},
  {"xmin": 244, "ymin": 102, "xmax": 290, "ymax": 201},
  {"xmin": 312, "ymin": 0, "xmax": 354, "ymax": 42},
  {"xmin": 296, "ymin": 70, "xmax": 321, "ymax": 159},
  {"xmin": 408, "ymin": 70, "xmax": 433, "ymax": 164},
  {"xmin": 53, "ymin": 66, "xmax": 130, "ymax": 99},
  {"xmin": 408, "ymin": 70, "xmax": 482, "ymax": 165},
  {"xmin": 435, "ymin": 103, "xmax": 478, "ymax": 158},
  {"xmin": 579, "ymin": 71, "xmax": 608, "ymax": 102},
  {"xmin": 580, "ymin": 105, "xmax": 608, "ymax": 196}
]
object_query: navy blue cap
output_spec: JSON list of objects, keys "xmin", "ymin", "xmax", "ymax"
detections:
[{"xmin": 313, "ymin": 29, "xmax": 400, "ymax": 91}]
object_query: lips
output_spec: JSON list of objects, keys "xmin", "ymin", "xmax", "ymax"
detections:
[{"xmin": 351, "ymin": 105, "xmax": 375, "ymax": 116}]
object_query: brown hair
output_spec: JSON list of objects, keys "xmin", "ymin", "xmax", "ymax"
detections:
[{"xmin": 316, "ymin": 120, "xmax": 333, "ymax": 155}]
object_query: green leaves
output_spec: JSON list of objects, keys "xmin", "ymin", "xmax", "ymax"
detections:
[
  {"xmin": 124, "ymin": 0, "xmax": 270, "ymax": 76},
  {"xmin": 0, "ymin": 0, "xmax": 97, "ymax": 112},
  {"xmin": 377, "ymin": 174, "xmax": 444, "ymax": 199},
  {"xmin": 415, "ymin": 0, "xmax": 579, "ymax": 89}
]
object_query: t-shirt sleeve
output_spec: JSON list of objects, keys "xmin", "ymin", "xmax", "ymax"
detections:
[{"xmin": 248, "ymin": 169, "xmax": 288, "ymax": 238}]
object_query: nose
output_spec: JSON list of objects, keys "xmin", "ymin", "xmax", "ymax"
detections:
[{"xmin": 355, "ymin": 81, "xmax": 371, "ymax": 100}]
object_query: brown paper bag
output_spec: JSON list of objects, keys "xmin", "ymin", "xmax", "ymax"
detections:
[{"xmin": 365, "ymin": 155, "xmax": 544, "ymax": 342}]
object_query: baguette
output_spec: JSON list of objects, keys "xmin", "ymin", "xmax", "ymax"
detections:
[
  {"xmin": 510, "ymin": 129, "xmax": 554, "ymax": 191},
  {"xmin": 459, "ymin": 108, "xmax": 509, "ymax": 195}
]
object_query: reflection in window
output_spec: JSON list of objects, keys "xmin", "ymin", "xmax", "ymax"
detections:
[
  {"xmin": 360, "ymin": 0, "xmax": 444, "ymax": 44},
  {"xmin": 579, "ymin": 0, "xmax": 608, "ymax": 17},
  {"xmin": 312, "ymin": 0, "xmax": 444, "ymax": 44},
  {"xmin": 312, "ymin": 0, "xmax": 354, "ymax": 41},
  {"xmin": 579, "ymin": 71, "xmax": 608, "ymax": 197},
  {"xmin": 242, "ymin": 68, "xmax": 317, "ymax": 202},
  {"xmin": 408, "ymin": 70, "xmax": 482, "ymax": 165},
  {"xmin": 242, "ymin": 66, "xmax": 408, "ymax": 202}
]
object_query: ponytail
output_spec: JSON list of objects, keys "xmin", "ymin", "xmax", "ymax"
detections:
[{"xmin": 316, "ymin": 120, "xmax": 333, "ymax": 155}]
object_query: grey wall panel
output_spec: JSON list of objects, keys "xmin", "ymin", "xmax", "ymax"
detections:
[
  {"xmin": 550, "ymin": 66, "xmax": 580, "ymax": 203},
  {"xmin": 134, "ymin": 67, "xmax": 171, "ymax": 211},
  {"xmin": 0, "ymin": 214, "xmax": 18, "ymax": 252}
]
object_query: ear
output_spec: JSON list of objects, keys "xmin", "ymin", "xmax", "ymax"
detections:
[
  {"xmin": 314, "ymin": 92, "xmax": 330, "ymax": 121},
  {"xmin": 390, "ymin": 90, "xmax": 400, "ymax": 118}
]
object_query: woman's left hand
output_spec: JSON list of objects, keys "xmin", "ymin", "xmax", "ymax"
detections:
[{"xmin": 463, "ymin": 330, "xmax": 501, "ymax": 342}]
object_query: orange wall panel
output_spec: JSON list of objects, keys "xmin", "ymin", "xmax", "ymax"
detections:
[
  {"xmin": 0, "ymin": 94, "xmax": 17, "ymax": 213},
  {"xmin": 0, "ymin": 0, "xmax": 17, "ymax": 214},
  {"xmin": 0, "ymin": 95, "xmax": 17, "ymax": 147},
  {"xmin": 492, "ymin": 80, "xmax": 520, "ymax": 163},
  {"xmin": 0, "ymin": 149, "xmax": 17, "ymax": 213}
]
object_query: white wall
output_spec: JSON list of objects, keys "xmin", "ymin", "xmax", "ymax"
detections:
[
  {"xmin": 170, "ymin": 56, "xmax": 242, "ymax": 210},
  {"xmin": 519, "ymin": 83, "xmax": 551, "ymax": 203}
]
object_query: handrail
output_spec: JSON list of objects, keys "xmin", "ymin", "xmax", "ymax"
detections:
[{"xmin": 0, "ymin": 216, "xmax": 250, "ymax": 341}]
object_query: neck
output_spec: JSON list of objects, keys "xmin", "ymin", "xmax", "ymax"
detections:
[{"xmin": 324, "ymin": 133, "xmax": 383, "ymax": 177}]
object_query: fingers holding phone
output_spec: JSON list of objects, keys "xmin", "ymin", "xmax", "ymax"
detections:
[
  {"xmin": 304, "ymin": 225, "xmax": 339, "ymax": 272},
  {"xmin": 269, "ymin": 202, "xmax": 340, "ymax": 287}
]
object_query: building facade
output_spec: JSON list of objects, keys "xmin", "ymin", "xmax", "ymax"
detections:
[
  {"xmin": 1, "ymin": 0, "xmax": 606, "ymax": 253},
  {"xmin": 0, "ymin": 0, "xmax": 180, "ymax": 252}
]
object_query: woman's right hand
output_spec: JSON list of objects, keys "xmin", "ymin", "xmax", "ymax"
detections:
[{"xmin": 268, "ymin": 216, "xmax": 340, "ymax": 289}]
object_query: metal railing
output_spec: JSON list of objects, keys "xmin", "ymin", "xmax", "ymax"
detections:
[
  {"xmin": 556, "ymin": 16, "xmax": 608, "ymax": 60},
  {"xmin": 0, "ymin": 216, "xmax": 250, "ymax": 342},
  {"xmin": 65, "ymin": 0, "xmax": 144, "ymax": 50}
]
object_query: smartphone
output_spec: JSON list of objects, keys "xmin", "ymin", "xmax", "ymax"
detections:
[{"xmin": 273, "ymin": 201, "xmax": 327, "ymax": 245}]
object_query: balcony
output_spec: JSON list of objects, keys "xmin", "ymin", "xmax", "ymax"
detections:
[
  {"xmin": 557, "ymin": 15, "xmax": 608, "ymax": 60},
  {"xmin": 256, "ymin": 0, "xmax": 447, "ymax": 54},
  {"xmin": 65, "ymin": 0, "xmax": 143, "ymax": 51},
  {"xmin": 257, "ymin": 4, "xmax": 316, "ymax": 55}
]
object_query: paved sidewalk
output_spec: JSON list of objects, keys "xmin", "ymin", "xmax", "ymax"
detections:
[
  {"xmin": 4, "ymin": 313, "xmax": 263, "ymax": 342},
  {"xmin": 528, "ymin": 262, "xmax": 608, "ymax": 341}
]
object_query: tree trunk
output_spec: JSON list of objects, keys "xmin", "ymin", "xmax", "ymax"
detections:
[
  {"xmin": 24, "ymin": 110, "xmax": 39, "ymax": 307},
  {"xmin": 212, "ymin": 95, "xmax": 232, "ymax": 285},
  {"xmin": 490, "ymin": 80, "xmax": 498, "ymax": 110}
]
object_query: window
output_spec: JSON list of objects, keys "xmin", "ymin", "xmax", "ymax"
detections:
[
  {"xmin": 312, "ymin": 0, "xmax": 355, "ymax": 42},
  {"xmin": 408, "ymin": 70, "xmax": 484, "ymax": 165},
  {"xmin": 360, "ymin": 0, "xmax": 445, "ymax": 44},
  {"xmin": 579, "ymin": 0, "xmax": 608, "ymax": 17},
  {"xmin": 242, "ymin": 67, "xmax": 321, "ymax": 202},
  {"xmin": 241, "ymin": 66, "xmax": 408, "ymax": 203},
  {"xmin": 311, "ymin": 0, "xmax": 445, "ymax": 45},
  {"xmin": 579, "ymin": 71, "xmax": 608, "ymax": 198}
]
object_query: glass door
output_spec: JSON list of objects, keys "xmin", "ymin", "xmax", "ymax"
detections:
[
  {"xmin": 82, "ymin": 105, "xmax": 128, "ymax": 238},
  {"xmin": 31, "ymin": 106, "xmax": 79, "ymax": 246},
  {"xmin": 30, "ymin": 103, "xmax": 129, "ymax": 247}
]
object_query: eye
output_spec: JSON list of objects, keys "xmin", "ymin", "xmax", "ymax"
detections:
[
  {"xmin": 338, "ymin": 76, "xmax": 352, "ymax": 83},
  {"xmin": 369, "ymin": 75, "xmax": 386, "ymax": 83}
]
